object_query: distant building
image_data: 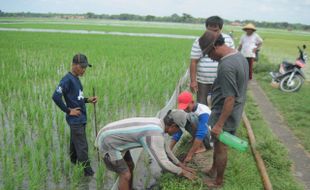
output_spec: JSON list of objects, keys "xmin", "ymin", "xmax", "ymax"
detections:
[
  {"xmin": 61, "ymin": 15, "xmax": 86, "ymax": 19},
  {"xmin": 230, "ymin": 22, "xmax": 242, "ymax": 26}
]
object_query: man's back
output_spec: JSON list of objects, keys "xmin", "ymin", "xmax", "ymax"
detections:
[
  {"xmin": 210, "ymin": 52, "xmax": 249, "ymax": 131},
  {"xmin": 95, "ymin": 117, "xmax": 183, "ymax": 174},
  {"xmin": 95, "ymin": 117, "xmax": 163, "ymax": 154}
]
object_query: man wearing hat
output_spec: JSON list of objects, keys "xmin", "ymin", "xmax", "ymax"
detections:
[
  {"xmin": 171, "ymin": 91, "xmax": 212, "ymax": 163},
  {"xmin": 52, "ymin": 53, "xmax": 96, "ymax": 176},
  {"xmin": 199, "ymin": 31, "xmax": 249, "ymax": 187},
  {"xmin": 95, "ymin": 110, "xmax": 196, "ymax": 190},
  {"xmin": 238, "ymin": 23, "xmax": 263, "ymax": 80}
]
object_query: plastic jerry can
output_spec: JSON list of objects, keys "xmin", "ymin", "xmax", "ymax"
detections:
[{"xmin": 219, "ymin": 131, "xmax": 248, "ymax": 152}]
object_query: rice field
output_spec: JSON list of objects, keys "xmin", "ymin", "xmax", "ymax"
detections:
[
  {"xmin": 0, "ymin": 29, "xmax": 191, "ymax": 189},
  {"xmin": 0, "ymin": 18, "xmax": 308, "ymax": 189}
]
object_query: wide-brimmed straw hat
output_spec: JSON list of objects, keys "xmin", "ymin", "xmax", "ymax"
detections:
[{"xmin": 242, "ymin": 23, "xmax": 256, "ymax": 31}]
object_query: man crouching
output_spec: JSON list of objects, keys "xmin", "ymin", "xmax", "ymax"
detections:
[{"xmin": 95, "ymin": 109, "xmax": 196, "ymax": 190}]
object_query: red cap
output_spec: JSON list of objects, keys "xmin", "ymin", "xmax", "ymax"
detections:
[{"xmin": 177, "ymin": 91, "xmax": 193, "ymax": 110}]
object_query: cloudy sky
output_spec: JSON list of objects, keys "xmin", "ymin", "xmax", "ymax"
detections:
[{"xmin": 1, "ymin": 0, "xmax": 310, "ymax": 25}]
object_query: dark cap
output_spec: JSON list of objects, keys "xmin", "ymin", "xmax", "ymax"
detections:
[
  {"xmin": 199, "ymin": 30, "xmax": 220, "ymax": 56},
  {"xmin": 72, "ymin": 53, "xmax": 92, "ymax": 68}
]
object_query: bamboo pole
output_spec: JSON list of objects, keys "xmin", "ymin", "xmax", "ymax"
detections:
[
  {"xmin": 242, "ymin": 112, "xmax": 273, "ymax": 190},
  {"xmin": 93, "ymin": 87, "xmax": 100, "ymax": 163}
]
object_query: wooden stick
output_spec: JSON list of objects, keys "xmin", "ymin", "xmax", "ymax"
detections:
[
  {"xmin": 242, "ymin": 112, "xmax": 273, "ymax": 190},
  {"xmin": 93, "ymin": 87, "xmax": 100, "ymax": 163}
]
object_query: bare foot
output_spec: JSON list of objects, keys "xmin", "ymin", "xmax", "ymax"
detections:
[
  {"xmin": 204, "ymin": 178, "xmax": 223, "ymax": 188},
  {"xmin": 203, "ymin": 168, "xmax": 217, "ymax": 178},
  {"xmin": 195, "ymin": 146, "xmax": 206, "ymax": 154}
]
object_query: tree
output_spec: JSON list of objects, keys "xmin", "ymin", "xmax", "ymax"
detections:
[
  {"xmin": 181, "ymin": 13, "xmax": 194, "ymax": 23},
  {"xmin": 145, "ymin": 15, "xmax": 155, "ymax": 21},
  {"xmin": 86, "ymin": 12, "xmax": 96, "ymax": 19}
]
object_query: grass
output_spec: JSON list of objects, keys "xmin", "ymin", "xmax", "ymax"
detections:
[
  {"xmin": 254, "ymin": 60, "xmax": 310, "ymax": 152},
  {"xmin": 160, "ymin": 92, "xmax": 303, "ymax": 190}
]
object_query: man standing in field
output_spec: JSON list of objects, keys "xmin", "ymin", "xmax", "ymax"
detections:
[
  {"xmin": 190, "ymin": 16, "xmax": 234, "ymax": 106},
  {"xmin": 95, "ymin": 110, "xmax": 196, "ymax": 190},
  {"xmin": 199, "ymin": 31, "xmax": 249, "ymax": 188},
  {"xmin": 238, "ymin": 23, "xmax": 263, "ymax": 80},
  {"xmin": 52, "ymin": 53, "xmax": 97, "ymax": 176}
]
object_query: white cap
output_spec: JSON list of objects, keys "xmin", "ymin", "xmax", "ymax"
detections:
[{"xmin": 169, "ymin": 109, "xmax": 188, "ymax": 128}]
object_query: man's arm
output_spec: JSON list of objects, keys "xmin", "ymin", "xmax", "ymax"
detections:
[
  {"xmin": 184, "ymin": 113, "xmax": 209, "ymax": 163},
  {"xmin": 52, "ymin": 80, "xmax": 81, "ymax": 116},
  {"xmin": 142, "ymin": 136, "xmax": 196, "ymax": 180},
  {"xmin": 52, "ymin": 85, "xmax": 70, "ymax": 114},
  {"xmin": 190, "ymin": 39, "xmax": 202, "ymax": 93},
  {"xmin": 211, "ymin": 96, "xmax": 235, "ymax": 137},
  {"xmin": 238, "ymin": 35, "xmax": 244, "ymax": 51},
  {"xmin": 255, "ymin": 38, "xmax": 263, "ymax": 51},
  {"xmin": 190, "ymin": 59, "xmax": 199, "ymax": 93},
  {"xmin": 224, "ymin": 34, "xmax": 235, "ymax": 49},
  {"xmin": 170, "ymin": 130, "xmax": 183, "ymax": 150}
]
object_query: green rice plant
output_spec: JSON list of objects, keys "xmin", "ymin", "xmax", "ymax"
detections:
[
  {"xmin": 64, "ymin": 156, "xmax": 72, "ymax": 178},
  {"xmin": 70, "ymin": 164, "xmax": 84, "ymax": 189},
  {"xmin": 14, "ymin": 164, "xmax": 25, "ymax": 190},
  {"xmin": 160, "ymin": 172, "xmax": 203, "ymax": 190},
  {"xmin": 96, "ymin": 161, "xmax": 105, "ymax": 188},
  {"xmin": 52, "ymin": 153, "xmax": 61, "ymax": 184},
  {"xmin": 2, "ymin": 149, "xmax": 16, "ymax": 190}
]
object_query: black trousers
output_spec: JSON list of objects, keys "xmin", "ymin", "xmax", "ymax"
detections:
[{"xmin": 69, "ymin": 124, "xmax": 93, "ymax": 175}]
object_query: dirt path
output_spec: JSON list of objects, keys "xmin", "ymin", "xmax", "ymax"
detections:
[{"xmin": 249, "ymin": 80, "xmax": 310, "ymax": 190}]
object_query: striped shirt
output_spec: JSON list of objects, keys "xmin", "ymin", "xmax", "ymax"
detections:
[
  {"xmin": 191, "ymin": 33, "xmax": 235, "ymax": 84},
  {"xmin": 95, "ymin": 117, "xmax": 182, "ymax": 175}
]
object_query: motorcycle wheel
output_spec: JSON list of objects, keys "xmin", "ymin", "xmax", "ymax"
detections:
[{"xmin": 279, "ymin": 74, "xmax": 304, "ymax": 92}]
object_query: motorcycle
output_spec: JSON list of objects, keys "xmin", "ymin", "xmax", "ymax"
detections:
[{"xmin": 270, "ymin": 45, "xmax": 307, "ymax": 92}]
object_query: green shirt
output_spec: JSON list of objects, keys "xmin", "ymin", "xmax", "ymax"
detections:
[{"xmin": 208, "ymin": 52, "xmax": 249, "ymax": 131}]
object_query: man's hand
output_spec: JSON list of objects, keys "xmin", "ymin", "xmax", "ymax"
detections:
[
  {"xmin": 252, "ymin": 48, "xmax": 258, "ymax": 53},
  {"xmin": 211, "ymin": 96, "xmax": 234, "ymax": 138},
  {"xmin": 180, "ymin": 169, "xmax": 196, "ymax": 180},
  {"xmin": 69, "ymin": 107, "xmax": 81, "ymax": 116},
  {"xmin": 211, "ymin": 123, "xmax": 223, "ymax": 138},
  {"xmin": 178, "ymin": 163, "xmax": 196, "ymax": 174},
  {"xmin": 88, "ymin": 96, "xmax": 98, "ymax": 104},
  {"xmin": 190, "ymin": 81, "xmax": 198, "ymax": 93},
  {"xmin": 183, "ymin": 154, "xmax": 193, "ymax": 163}
]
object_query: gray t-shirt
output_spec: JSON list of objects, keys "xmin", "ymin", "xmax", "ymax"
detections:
[{"xmin": 208, "ymin": 52, "xmax": 249, "ymax": 131}]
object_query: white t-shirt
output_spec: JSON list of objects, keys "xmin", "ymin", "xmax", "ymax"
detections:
[
  {"xmin": 190, "ymin": 33, "xmax": 235, "ymax": 84},
  {"xmin": 239, "ymin": 33, "xmax": 263, "ymax": 58}
]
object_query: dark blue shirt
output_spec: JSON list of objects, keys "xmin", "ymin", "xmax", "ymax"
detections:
[{"xmin": 52, "ymin": 72, "xmax": 87, "ymax": 125}]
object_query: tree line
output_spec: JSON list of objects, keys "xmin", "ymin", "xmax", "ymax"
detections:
[{"xmin": 1, "ymin": 10, "xmax": 309, "ymax": 31}]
